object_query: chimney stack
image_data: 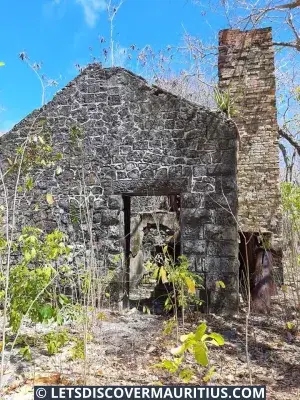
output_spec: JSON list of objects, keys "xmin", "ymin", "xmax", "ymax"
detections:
[{"xmin": 218, "ymin": 28, "xmax": 282, "ymax": 272}]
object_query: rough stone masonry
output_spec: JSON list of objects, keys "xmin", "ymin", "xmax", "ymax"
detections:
[
  {"xmin": 0, "ymin": 27, "xmax": 283, "ymax": 313},
  {"xmin": 218, "ymin": 28, "xmax": 283, "ymax": 277},
  {"xmin": 0, "ymin": 65, "xmax": 239, "ymax": 313}
]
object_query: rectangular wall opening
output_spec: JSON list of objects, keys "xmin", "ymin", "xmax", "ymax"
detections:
[
  {"xmin": 122, "ymin": 194, "xmax": 181, "ymax": 312},
  {"xmin": 239, "ymin": 232, "xmax": 259, "ymax": 299},
  {"xmin": 123, "ymin": 195, "xmax": 131, "ymax": 308}
]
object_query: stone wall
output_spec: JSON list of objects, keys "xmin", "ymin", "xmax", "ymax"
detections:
[
  {"xmin": 218, "ymin": 28, "xmax": 282, "ymax": 254},
  {"xmin": 0, "ymin": 65, "xmax": 239, "ymax": 312}
]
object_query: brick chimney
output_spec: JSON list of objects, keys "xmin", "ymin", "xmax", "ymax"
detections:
[{"xmin": 218, "ymin": 28, "xmax": 282, "ymax": 274}]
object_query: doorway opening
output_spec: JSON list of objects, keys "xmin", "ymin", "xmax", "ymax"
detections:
[
  {"xmin": 122, "ymin": 194, "xmax": 181, "ymax": 312},
  {"xmin": 238, "ymin": 232, "xmax": 259, "ymax": 299}
]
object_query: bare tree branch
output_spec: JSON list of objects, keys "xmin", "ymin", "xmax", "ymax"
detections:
[
  {"xmin": 279, "ymin": 128, "xmax": 300, "ymax": 155},
  {"xmin": 273, "ymin": 0, "xmax": 300, "ymax": 10},
  {"xmin": 273, "ymin": 41, "xmax": 300, "ymax": 50}
]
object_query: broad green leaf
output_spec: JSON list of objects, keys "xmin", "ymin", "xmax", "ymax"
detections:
[
  {"xmin": 19, "ymin": 345, "xmax": 32, "ymax": 361},
  {"xmin": 195, "ymin": 322, "xmax": 207, "ymax": 340},
  {"xmin": 203, "ymin": 332, "xmax": 225, "ymax": 346},
  {"xmin": 180, "ymin": 332, "xmax": 194, "ymax": 343},
  {"xmin": 194, "ymin": 342, "xmax": 208, "ymax": 366},
  {"xmin": 46, "ymin": 193, "xmax": 54, "ymax": 205},
  {"xmin": 208, "ymin": 333, "xmax": 225, "ymax": 345},
  {"xmin": 39, "ymin": 304, "xmax": 55, "ymax": 321},
  {"xmin": 25, "ymin": 176, "xmax": 34, "ymax": 191}
]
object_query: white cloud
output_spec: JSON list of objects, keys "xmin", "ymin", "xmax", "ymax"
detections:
[
  {"xmin": 42, "ymin": 0, "xmax": 67, "ymax": 21},
  {"xmin": 76, "ymin": 0, "xmax": 106, "ymax": 27}
]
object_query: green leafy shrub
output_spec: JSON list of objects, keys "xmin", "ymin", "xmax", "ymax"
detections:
[
  {"xmin": 0, "ymin": 227, "xmax": 72, "ymax": 332},
  {"xmin": 43, "ymin": 329, "xmax": 69, "ymax": 355},
  {"xmin": 145, "ymin": 247, "xmax": 203, "ymax": 319},
  {"xmin": 155, "ymin": 322, "xmax": 224, "ymax": 383},
  {"xmin": 19, "ymin": 345, "xmax": 32, "ymax": 361},
  {"xmin": 163, "ymin": 318, "xmax": 177, "ymax": 336},
  {"xmin": 214, "ymin": 87, "xmax": 237, "ymax": 118},
  {"xmin": 281, "ymin": 182, "xmax": 300, "ymax": 231},
  {"xmin": 70, "ymin": 338, "xmax": 85, "ymax": 360}
]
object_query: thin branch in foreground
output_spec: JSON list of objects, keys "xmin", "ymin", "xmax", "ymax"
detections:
[{"xmin": 279, "ymin": 128, "xmax": 300, "ymax": 156}]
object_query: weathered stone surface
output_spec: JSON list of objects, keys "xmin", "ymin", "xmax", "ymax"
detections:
[
  {"xmin": 0, "ymin": 65, "xmax": 238, "ymax": 313},
  {"xmin": 218, "ymin": 28, "xmax": 282, "ymax": 256}
]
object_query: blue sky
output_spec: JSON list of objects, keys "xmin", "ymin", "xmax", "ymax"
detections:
[
  {"xmin": 0, "ymin": 0, "xmax": 229, "ymax": 132},
  {"xmin": 0, "ymin": 0, "xmax": 297, "ymax": 134}
]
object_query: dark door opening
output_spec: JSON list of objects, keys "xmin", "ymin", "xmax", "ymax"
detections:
[
  {"xmin": 239, "ymin": 232, "xmax": 259, "ymax": 299},
  {"xmin": 123, "ymin": 195, "xmax": 131, "ymax": 308},
  {"xmin": 122, "ymin": 194, "xmax": 181, "ymax": 313}
]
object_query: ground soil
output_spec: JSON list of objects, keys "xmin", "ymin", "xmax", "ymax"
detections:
[{"xmin": 1, "ymin": 287, "xmax": 300, "ymax": 400}]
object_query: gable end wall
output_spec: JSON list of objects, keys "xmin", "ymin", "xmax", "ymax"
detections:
[{"xmin": 0, "ymin": 65, "xmax": 239, "ymax": 312}]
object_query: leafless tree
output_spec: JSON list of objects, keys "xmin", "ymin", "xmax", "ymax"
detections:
[
  {"xmin": 192, "ymin": 0, "xmax": 300, "ymax": 180},
  {"xmin": 106, "ymin": 0, "xmax": 124, "ymax": 67},
  {"xmin": 19, "ymin": 52, "xmax": 59, "ymax": 106}
]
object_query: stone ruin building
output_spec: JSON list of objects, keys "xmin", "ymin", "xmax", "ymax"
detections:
[{"xmin": 0, "ymin": 27, "xmax": 282, "ymax": 313}]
